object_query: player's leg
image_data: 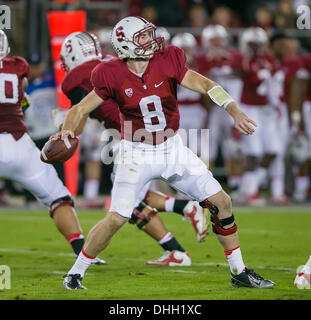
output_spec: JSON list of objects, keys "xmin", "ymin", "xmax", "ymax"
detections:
[
  {"xmin": 294, "ymin": 254, "xmax": 311, "ymax": 289},
  {"xmin": 167, "ymin": 138, "xmax": 275, "ymax": 288},
  {"xmin": 63, "ymin": 145, "xmax": 156, "ymax": 288},
  {"xmin": 129, "ymin": 202, "xmax": 191, "ymax": 266},
  {"xmin": 143, "ymin": 189, "xmax": 208, "ymax": 242},
  {"xmin": 81, "ymin": 120, "xmax": 105, "ymax": 208},
  {"xmin": 238, "ymin": 106, "xmax": 265, "ymax": 205},
  {"xmin": 6, "ymin": 134, "xmax": 106, "ymax": 262}
]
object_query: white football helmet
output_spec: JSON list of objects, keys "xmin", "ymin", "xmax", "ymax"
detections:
[
  {"xmin": 111, "ymin": 16, "xmax": 163, "ymax": 60},
  {"xmin": 156, "ymin": 27, "xmax": 171, "ymax": 44},
  {"xmin": 0, "ymin": 29, "xmax": 10, "ymax": 60},
  {"xmin": 171, "ymin": 32, "xmax": 197, "ymax": 49},
  {"xmin": 201, "ymin": 24, "xmax": 228, "ymax": 49},
  {"xmin": 239, "ymin": 27, "xmax": 268, "ymax": 56},
  {"xmin": 60, "ymin": 32, "xmax": 102, "ymax": 72}
]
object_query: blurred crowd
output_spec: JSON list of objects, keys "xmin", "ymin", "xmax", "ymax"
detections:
[{"xmin": 1, "ymin": 0, "xmax": 311, "ymax": 208}]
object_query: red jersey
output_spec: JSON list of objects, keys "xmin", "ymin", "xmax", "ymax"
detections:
[
  {"xmin": 62, "ymin": 56, "xmax": 121, "ymax": 131},
  {"xmin": 298, "ymin": 53, "xmax": 311, "ymax": 102},
  {"xmin": 0, "ymin": 56, "xmax": 30, "ymax": 140},
  {"xmin": 197, "ymin": 49, "xmax": 243, "ymax": 89},
  {"xmin": 91, "ymin": 45, "xmax": 188, "ymax": 145},
  {"xmin": 275, "ymin": 55, "xmax": 302, "ymax": 104},
  {"xmin": 239, "ymin": 54, "xmax": 275, "ymax": 106}
]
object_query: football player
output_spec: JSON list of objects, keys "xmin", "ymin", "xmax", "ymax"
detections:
[
  {"xmin": 198, "ymin": 25, "xmax": 244, "ymax": 194},
  {"xmin": 58, "ymin": 31, "xmax": 208, "ymax": 266},
  {"xmin": 170, "ymin": 32, "xmax": 208, "ymax": 162},
  {"xmin": 0, "ymin": 29, "xmax": 105, "ymax": 264},
  {"xmin": 236, "ymin": 27, "xmax": 281, "ymax": 205},
  {"xmin": 58, "ymin": 17, "xmax": 274, "ymax": 290},
  {"xmin": 269, "ymin": 33, "xmax": 304, "ymax": 204}
]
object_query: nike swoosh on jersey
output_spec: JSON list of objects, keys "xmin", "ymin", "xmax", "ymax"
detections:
[{"xmin": 154, "ymin": 81, "xmax": 164, "ymax": 88}]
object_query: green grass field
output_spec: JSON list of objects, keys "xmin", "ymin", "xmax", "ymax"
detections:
[{"xmin": 0, "ymin": 205, "xmax": 311, "ymax": 300}]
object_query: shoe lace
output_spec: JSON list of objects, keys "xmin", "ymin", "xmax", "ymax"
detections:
[{"xmin": 245, "ymin": 268, "xmax": 264, "ymax": 281}]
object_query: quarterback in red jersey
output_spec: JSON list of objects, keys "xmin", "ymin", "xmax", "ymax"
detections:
[
  {"xmin": 60, "ymin": 31, "xmax": 208, "ymax": 266},
  {"xmin": 0, "ymin": 30, "xmax": 106, "ymax": 264},
  {"xmin": 58, "ymin": 17, "xmax": 274, "ymax": 290}
]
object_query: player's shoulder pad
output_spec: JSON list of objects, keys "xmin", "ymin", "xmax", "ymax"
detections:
[{"xmin": 10, "ymin": 56, "xmax": 30, "ymax": 78}]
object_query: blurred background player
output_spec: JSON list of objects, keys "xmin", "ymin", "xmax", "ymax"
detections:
[
  {"xmin": 59, "ymin": 31, "xmax": 208, "ymax": 266},
  {"xmin": 23, "ymin": 63, "xmax": 62, "ymax": 206},
  {"xmin": 290, "ymin": 45, "xmax": 311, "ymax": 203},
  {"xmin": 0, "ymin": 29, "xmax": 105, "ymax": 265},
  {"xmin": 236, "ymin": 27, "xmax": 281, "ymax": 205},
  {"xmin": 170, "ymin": 32, "xmax": 209, "ymax": 166},
  {"xmin": 198, "ymin": 24, "xmax": 244, "ymax": 195},
  {"xmin": 268, "ymin": 33, "xmax": 304, "ymax": 204}
]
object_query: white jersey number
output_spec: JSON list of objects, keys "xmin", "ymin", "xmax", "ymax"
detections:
[
  {"xmin": 0, "ymin": 73, "xmax": 19, "ymax": 104},
  {"xmin": 139, "ymin": 95, "xmax": 167, "ymax": 132},
  {"xmin": 256, "ymin": 69, "xmax": 271, "ymax": 96}
]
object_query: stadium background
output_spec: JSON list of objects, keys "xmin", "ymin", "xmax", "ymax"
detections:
[{"xmin": 1, "ymin": 0, "xmax": 310, "ymax": 201}]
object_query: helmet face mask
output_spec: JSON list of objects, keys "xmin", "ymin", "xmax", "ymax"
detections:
[
  {"xmin": 0, "ymin": 30, "xmax": 10, "ymax": 60},
  {"xmin": 60, "ymin": 32, "xmax": 102, "ymax": 72},
  {"xmin": 111, "ymin": 16, "xmax": 164, "ymax": 60}
]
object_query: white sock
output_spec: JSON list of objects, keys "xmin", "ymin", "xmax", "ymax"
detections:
[
  {"xmin": 256, "ymin": 167, "xmax": 267, "ymax": 189},
  {"xmin": 295, "ymin": 176, "xmax": 309, "ymax": 199},
  {"xmin": 84, "ymin": 179, "xmax": 100, "ymax": 201},
  {"xmin": 239, "ymin": 171, "xmax": 258, "ymax": 196},
  {"xmin": 67, "ymin": 249, "xmax": 95, "ymax": 278},
  {"xmin": 158, "ymin": 232, "xmax": 173, "ymax": 245},
  {"xmin": 271, "ymin": 175, "xmax": 285, "ymax": 198},
  {"xmin": 164, "ymin": 197, "xmax": 175, "ymax": 212},
  {"xmin": 225, "ymin": 246, "xmax": 246, "ymax": 275}
]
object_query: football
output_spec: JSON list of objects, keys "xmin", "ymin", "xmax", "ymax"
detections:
[{"xmin": 40, "ymin": 136, "xmax": 79, "ymax": 164}]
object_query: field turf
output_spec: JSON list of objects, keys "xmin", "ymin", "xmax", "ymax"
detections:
[{"xmin": 0, "ymin": 205, "xmax": 311, "ymax": 301}]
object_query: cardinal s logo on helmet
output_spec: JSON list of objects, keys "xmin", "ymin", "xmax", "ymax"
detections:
[
  {"xmin": 111, "ymin": 16, "xmax": 164, "ymax": 60},
  {"xmin": 60, "ymin": 32, "xmax": 102, "ymax": 73}
]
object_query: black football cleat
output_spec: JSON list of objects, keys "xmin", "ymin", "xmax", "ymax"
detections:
[
  {"xmin": 63, "ymin": 274, "xmax": 87, "ymax": 290},
  {"xmin": 231, "ymin": 268, "xmax": 275, "ymax": 289}
]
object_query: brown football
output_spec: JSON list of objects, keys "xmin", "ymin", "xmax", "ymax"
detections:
[{"xmin": 40, "ymin": 136, "xmax": 79, "ymax": 164}]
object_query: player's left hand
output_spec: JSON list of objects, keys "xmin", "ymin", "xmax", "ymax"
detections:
[{"xmin": 233, "ymin": 111, "xmax": 257, "ymax": 135}]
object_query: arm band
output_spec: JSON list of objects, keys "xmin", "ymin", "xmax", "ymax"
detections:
[{"xmin": 207, "ymin": 85, "xmax": 234, "ymax": 109}]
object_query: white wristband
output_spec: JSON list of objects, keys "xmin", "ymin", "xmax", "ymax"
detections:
[{"xmin": 207, "ymin": 85, "xmax": 234, "ymax": 109}]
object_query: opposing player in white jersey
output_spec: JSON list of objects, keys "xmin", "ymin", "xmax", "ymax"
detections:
[
  {"xmin": 0, "ymin": 30, "xmax": 105, "ymax": 264},
  {"xmin": 57, "ymin": 17, "xmax": 274, "ymax": 290},
  {"xmin": 198, "ymin": 25, "xmax": 244, "ymax": 193}
]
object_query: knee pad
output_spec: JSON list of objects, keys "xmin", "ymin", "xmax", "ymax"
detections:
[
  {"xmin": 49, "ymin": 195, "xmax": 75, "ymax": 218},
  {"xmin": 128, "ymin": 202, "xmax": 157, "ymax": 229},
  {"xmin": 199, "ymin": 199, "xmax": 237, "ymax": 236}
]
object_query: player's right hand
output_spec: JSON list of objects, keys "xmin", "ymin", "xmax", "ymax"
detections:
[{"xmin": 49, "ymin": 130, "xmax": 75, "ymax": 141}]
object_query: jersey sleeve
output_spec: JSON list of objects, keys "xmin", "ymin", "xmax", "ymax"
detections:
[
  {"xmin": 167, "ymin": 45, "xmax": 188, "ymax": 84},
  {"xmin": 91, "ymin": 63, "xmax": 114, "ymax": 101},
  {"xmin": 15, "ymin": 56, "xmax": 30, "ymax": 79}
]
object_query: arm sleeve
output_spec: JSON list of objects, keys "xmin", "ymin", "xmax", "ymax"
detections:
[{"xmin": 67, "ymin": 87, "xmax": 89, "ymax": 106}]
